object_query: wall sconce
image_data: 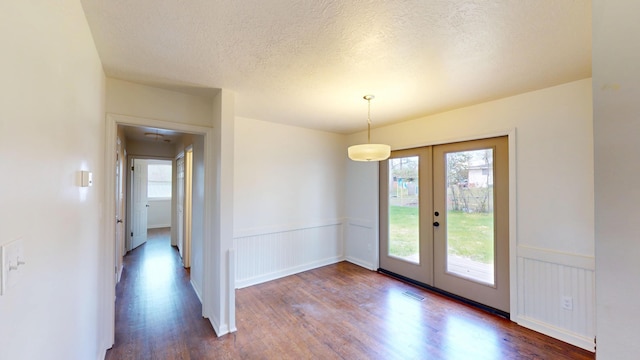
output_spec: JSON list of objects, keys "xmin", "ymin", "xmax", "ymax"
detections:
[{"xmin": 80, "ymin": 171, "xmax": 93, "ymax": 187}]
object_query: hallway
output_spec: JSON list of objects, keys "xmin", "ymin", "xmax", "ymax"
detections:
[
  {"xmin": 105, "ymin": 228, "xmax": 215, "ymax": 359},
  {"xmin": 106, "ymin": 228, "xmax": 594, "ymax": 359}
]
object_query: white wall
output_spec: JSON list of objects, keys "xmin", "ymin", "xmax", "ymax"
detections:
[
  {"xmin": 344, "ymin": 161, "xmax": 379, "ymax": 270},
  {"xmin": 0, "ymin": 1, "xmax": 106, "ymax": 359},
  {"xmin": 233, "ymin": 117, "xmax": 347, "ymax": 287},
  {"xmin": 124, "ymin": 141, "xmax": 175, "ymax": 236},
  {"xmin": 105, "ymin": 79, "xmax": 239, "ymax": 336},
  {"xmin": 145, "ymin": 159, "xmax": 172, "ymax": 229},
  {"xmin": 106, "ymin": 84, "xmax": 211, "ymax": 288},
  {"xmin": 125, "ymin": 139, "xmax": 176, "ymax": 159},
  {"xmin": 107, "ymin": 78, "xmax": 214, "ymax": 127},
  {"xmin": 147, "ymin": 199, "xmax": 171, "ymax": 228},
  {"xmin": 593, "ymin": 1, "xmax": 640, "ymax": 358},
  {"xmin": 189, "ymin": 135, "xmax": 205, "ymax": 299},
  {"xmin": 345, "ymin": 79, "xmax": 595, "ymax": 350},
  {"xmin": 208, "ymin": 90, "xmax": 236, "ymax": 334}
]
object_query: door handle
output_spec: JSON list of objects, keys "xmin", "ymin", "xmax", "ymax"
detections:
[
  {"xmin": 117, "ymin": 219, "xmax": 123, "ymax": 223},
  {"xmin": 433, "ymin": 221, "xmax": 440, "ymax": 227}
]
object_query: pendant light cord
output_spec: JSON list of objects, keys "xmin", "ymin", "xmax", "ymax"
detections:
[
  {"xmin": 367, "ymin": 97, "xmax": 372, "ymax": 143},
  {"xmin": 347, "ymin": 94, "xmax": 389, "ymax": 162}
]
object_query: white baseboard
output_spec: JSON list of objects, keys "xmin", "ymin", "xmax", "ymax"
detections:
[
  {"xmin": 191, "ymin": 279, "xmax": 231, "ymax": 337},
  {"xmin": 516, "ymin": 315, "xmax": 595, "ymax": 352},
  {"xmin": 345, "ymin": 256, "xmax": 376, "ymax": 271},
  {"xmin": 212, "ymin": 321, "xmax": 229, "ymax": 338},
  {"xmin": 236, "ymin": 255, "xmax": 343, "ymax": 289},
  {"xmin": 116, "ymin": 264, "xmax": 123, "ymax": 284},
  {"xmin": 190, "ymin": 279, "xmax": 202, "ymax": 303},
  {"xmin": 206, "ymin": 312, "xmax": 231, "ymax": 338}
]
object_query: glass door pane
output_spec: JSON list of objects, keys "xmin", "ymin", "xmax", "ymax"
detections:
[
  {"xmin": 388, "ymin": 156, "xmax": 420, "ymax": 263},
  {"xmin": 379, "ymin": 147, "xmax": 433, "ymax": 286},
  {"xmin": 445, "ymin": 149, "xmax": 495, "ymax": 285}
]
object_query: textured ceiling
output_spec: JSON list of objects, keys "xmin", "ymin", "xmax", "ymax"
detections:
[
  {"xmin": 120, "ymin": 125, "xmax": 184, "ymax": 145},
  {"xmin": 81, "ymin": 0, "xmax": 591, "ymax": 134}
]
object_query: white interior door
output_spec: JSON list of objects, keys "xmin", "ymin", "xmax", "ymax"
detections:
[
  {"xmin": 131, "ymin": 159, "xmax": 148, "ymax": 250},
  {"xmin": 176, "ymin": 154, "xmax": 185, "ymax": 260}
]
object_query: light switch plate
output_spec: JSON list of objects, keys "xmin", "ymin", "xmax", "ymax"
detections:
[{"xmin": 1, "ymin": 238, "xmax": 24, "ymax": 295}]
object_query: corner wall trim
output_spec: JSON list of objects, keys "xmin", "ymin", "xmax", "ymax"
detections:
[
  {"xmin": 517, "ymin": 245, "xmax": 594, "ymax": 270},
  {"xmin": 516, "ymin": 315, "xmax": 595, "ymax": 352}
]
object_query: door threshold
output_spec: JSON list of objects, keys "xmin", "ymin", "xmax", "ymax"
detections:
[{"xmin": 377, "ymin": 268, "xmax": 510, "ymax": 319}]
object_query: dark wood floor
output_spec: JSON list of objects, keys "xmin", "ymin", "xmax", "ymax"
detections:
[{"xmin": 106, "ymin": 228, "xmax": 595, "ymax": 359}]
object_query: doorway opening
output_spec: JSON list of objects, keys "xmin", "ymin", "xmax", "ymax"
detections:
[
  {"xmin": 175, "ymin": 148, "xmax": 193, "ymax": 268},
  {"xmin": 379, "ymin": 136, "xmax": 510, "ymax": 315},
  {"xmin": 128, "ymin": 158, "xmax": 174, "ymax": 252},
  {"xmin": 104, "ymin": 113, "xmax": 219, "ymax": 349}
]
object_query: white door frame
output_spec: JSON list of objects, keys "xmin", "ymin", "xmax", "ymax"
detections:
[
  {"xmin": 126, "ymin": 156, "xmax": 173, "ymax": 252},
  {"xmin": 182, "ymin": 147, "xmax": 193, "ymax": 268},
  {"xmin": 176, "ymin": 153, "xmax": 185, "ymax": 261},
  {"xmin": 102, "ymin": 113, "xmax": 221, "ymax": 348}
]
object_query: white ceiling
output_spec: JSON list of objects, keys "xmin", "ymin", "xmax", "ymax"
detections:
[
  {"xmin": 81, "ymin": 0, "xmax": 591, "ymax": 134},
  {"xmin": 120, "ymin": 125, "xmax": 184, "ymax": 145}
]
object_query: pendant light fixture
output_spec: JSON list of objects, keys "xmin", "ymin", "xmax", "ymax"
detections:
[
  {"xmin": 144, "ymin": 130, "xmax": 164, "ymax": 141},
  {"xmin": 348, "ymin": 95, "xmax": 391, "ymax": 161}
]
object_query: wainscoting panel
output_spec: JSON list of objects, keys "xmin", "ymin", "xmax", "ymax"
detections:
[
  {"xmin": 344, "ymin": 219, "xmax": 377, "ymax": 270},
  {"xmin": 516, "ymin": 246, "xmax": 595, "ymax": 351},
  {"xmin": 235, "ymin": 221, "xmax": 344, "ymax": 288}
]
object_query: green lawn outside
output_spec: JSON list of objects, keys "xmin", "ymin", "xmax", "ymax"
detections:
[
  {"xmin": 388, "ymin": 206, "xmax": 494, "ymax": 263},
  {"xmin": 446, "ymin": 210, "xmax": 494, "ymax": 263},
  {"xmin": 388, "ymin": 206, "xmax": 420, "ymax": 257}
]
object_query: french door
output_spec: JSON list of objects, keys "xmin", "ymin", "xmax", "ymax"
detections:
[
  {"xmin": 379, "ymin": 147, "xmax": 433, "ymax": 285},
  {"xmin": 379, "ymin": 136, "xmax": 509, "ymax": 313}
]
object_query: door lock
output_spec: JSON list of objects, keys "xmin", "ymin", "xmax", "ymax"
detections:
[{"xmin": 433, "ymin": 221, "xmax": 440, "ymax": 227}]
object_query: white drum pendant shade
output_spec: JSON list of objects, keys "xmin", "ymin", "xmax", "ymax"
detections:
[
  {"xmin": 348, "ymin": 143, "xmax": 391, "ymax": 161},
  {"xmin": 348, "ymin": 95, "xmax": 390, "ymax": 162}
]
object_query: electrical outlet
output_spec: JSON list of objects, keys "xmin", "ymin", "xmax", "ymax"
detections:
[{"xmin": 562, "ymin": 296, "xmax": 573, "ymax": 310}]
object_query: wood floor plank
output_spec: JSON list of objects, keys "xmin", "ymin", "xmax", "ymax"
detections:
[{"xmin": 106, "ymin": 228, "xmax": 595, "ymax": 359}]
